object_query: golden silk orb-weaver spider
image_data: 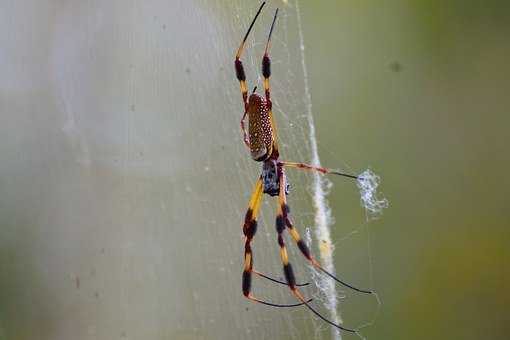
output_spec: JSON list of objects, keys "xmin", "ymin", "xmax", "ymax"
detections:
[{"xmin": 234, "ymin": 2, "xmax": 375, "ymax": 334}]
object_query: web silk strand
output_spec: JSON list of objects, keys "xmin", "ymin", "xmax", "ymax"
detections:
[{"xmin": 295, "ymin": 2, "xmax": 342, "ymax": 340}]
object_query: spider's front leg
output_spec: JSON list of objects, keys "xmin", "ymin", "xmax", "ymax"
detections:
[
  {"xmin": 260, "ymin": 8, "xmax": 280, "ymax": 155},
  {"xmin": 234, "ymin": 3, "xmax": 266, "ymax": 149}
]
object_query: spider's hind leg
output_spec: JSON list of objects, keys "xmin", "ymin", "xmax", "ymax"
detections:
[
  {"xmin": 275, "ymin": 166, "xmax": 360, "ymax": 334},
  {"xmin": 277, "ymin": 164, "xmax": 374, "ymax": 295},
  {"xmin": 242, "ymin": 177, "xmax": 310, "ymax": 308}
]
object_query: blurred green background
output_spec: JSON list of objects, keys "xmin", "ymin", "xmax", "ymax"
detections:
[
  {"xmin": 0, "ymin": 1, "xmax": 508, "ymax": 340},
  {"xmin": 301, "ymin": 1, "xmax": 509, "ymax": 339}
]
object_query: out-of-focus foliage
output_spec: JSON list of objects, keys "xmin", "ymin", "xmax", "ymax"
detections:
[{"xmin": 303, "ymin": 1, "xmax": 509, "ymax": 339}]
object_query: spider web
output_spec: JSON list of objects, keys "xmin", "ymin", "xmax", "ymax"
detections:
[
  {"xmin": 0, "ymin": 1, "xmax": 386, "ymax": 340},
  {"xmin": 225, "ymin": 2, "xmax": 387, "ymax": 339}
]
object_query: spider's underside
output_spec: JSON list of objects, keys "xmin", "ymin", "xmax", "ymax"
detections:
[{"xmin": 262, "ymin": 159, "xmax": 289, "ymax": 197}]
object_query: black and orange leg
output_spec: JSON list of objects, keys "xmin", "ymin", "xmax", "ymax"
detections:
[
  {"xmin": 276, "ymin": 166, "xmax": 374, "ymax": 295},
  {"xmin": 262, "ymin": 7, "xmax": 278, "ymax": 102},
  {"xmin": 235, "ymin": 2, "xmax": 266, "ymax": 147},
  {"xmin": 275, "ymin": 167, "xmax": 359, "ymax": 333},
  {"xmin": 242, "ymin": 177, "xmax": 310, "ymax": 307},
  {"xmin": 279, "ymin": 161, "xmax": 359, "ymax": 180},
  {"xmin": 261, "ymin": 8, "xmax": 280, "ymax": 157},
  {"xmin": 252, "ymin": 268, "xmax": 310, "ymax": 287}
]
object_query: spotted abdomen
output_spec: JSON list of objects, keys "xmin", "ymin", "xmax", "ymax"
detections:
[{"xmin": 247, "ymin": 94, "xmax": 273, "ymax": 161}]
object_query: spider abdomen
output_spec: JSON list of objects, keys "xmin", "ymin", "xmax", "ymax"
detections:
[{"xmin": 248, "ymin": 94, "xmax": 273, "ymax": 161}]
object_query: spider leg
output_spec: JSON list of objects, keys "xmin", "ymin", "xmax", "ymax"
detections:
[
  {"xmin": 242, "ymin": 177, "xmax": 311, "ymax": 307},
  {"xmin": 262, "ymin": 8, "xmax": 280, "ymax": 157},
  {"xmin": 278, "ymin": 161, "xmax": 374, "ymax": 293},
  {"xmin": 275, "ymin": 166, "xmax": 358, "ymax": 333},
  {"xmin": 276, "ymin": 167, "xmax": 374, "ymax": 295},
  {"xmin": 252, "ymin": 269, "xmax": 310, "ymax": 287},
  {"xmin": 235, "ymin": 2, "xmax": 266, "ymax": 148},
  {"xmin": 262, "ymin": 8, "xmax": 278, "ymax": 102},
  {"xmin": 279, "ymin": 161, "xmax": 358, "ymax": 180}
]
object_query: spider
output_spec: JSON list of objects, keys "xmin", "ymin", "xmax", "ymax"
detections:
[{"xmin": 234, "ymin": 2, "xmax": 374, "ymax": 334}]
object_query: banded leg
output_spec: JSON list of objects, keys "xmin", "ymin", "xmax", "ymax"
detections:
[
  {"xmin": 279, "ymin": 161, "xmax": 358, "ymax": 180},
  {"xmin": 262, "ymin": 8, "xmax": 280, "ymax": 157},
  {"xmin": 235, "ymin": 2, "xmax": 266, "ymax": 147},
  {"xmin": 262, "ymin": 8, "xmax": 278, "ymax": 102},
  {"xmin": 275, "ymin": 166, "xmax": 358, "ymax": 333},
  {"xmin": 242, "ymin": 177, "xmax": 309, "ymax": 307},
  {"xmin": 252, "ymin": 269, "xmax": 310, "ymax": 287},
  {"xmin": 276, "ymin": 167, "xmax": 373, "ymax": 295}
]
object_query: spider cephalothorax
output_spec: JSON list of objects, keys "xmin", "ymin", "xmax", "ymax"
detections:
[
  {"xmin": 262, "ymin": 159, "xmax": 289, "ymax": 196},
  {"xmin": 233, "ymin": 2, "xmax": 373, "ymax": 334}
]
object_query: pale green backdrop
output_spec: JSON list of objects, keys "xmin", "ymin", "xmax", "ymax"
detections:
[{"xmin": 0, "ymin": 1, "xmax": 508, "ymax": 340}]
